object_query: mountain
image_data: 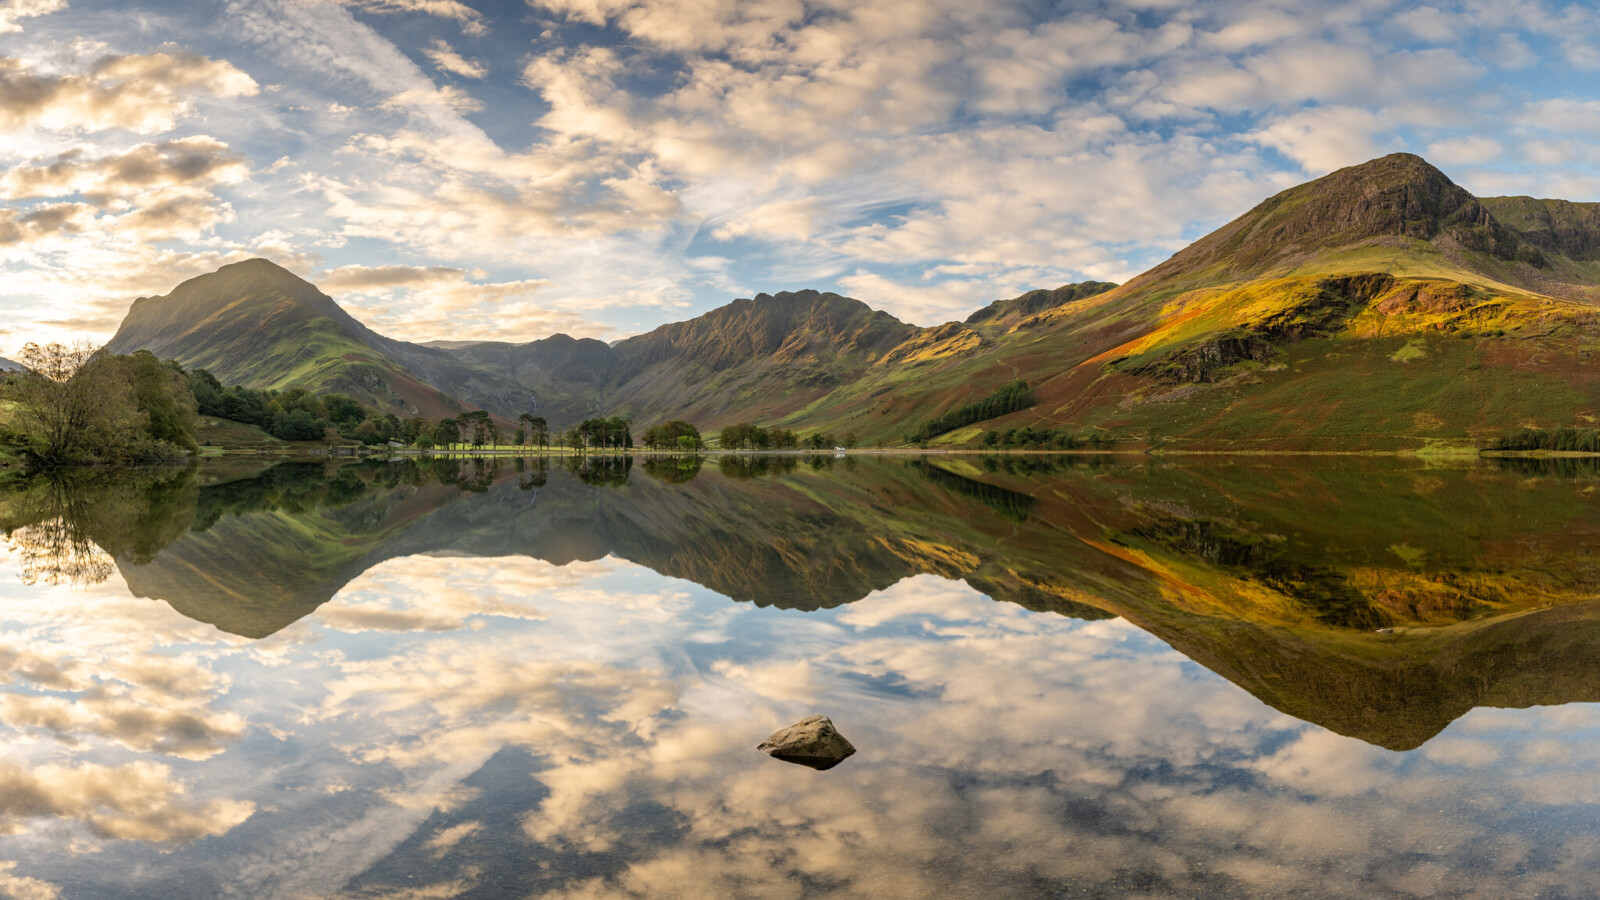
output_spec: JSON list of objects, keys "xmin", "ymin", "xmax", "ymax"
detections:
[
  {"xmin": 426, "ymin": 289, "xmax": 921, "ymax": 426},
  {"xmin": 102, "ymin": 259, "xmax": 572, "ymax": 421},
  {"xmin": 0, "ymin": 356, "xmax": 21, "ymax": 372},
  {"xmin": 783, "ymin": 153, "xmax": 1600, "ymax": 450},
  {"xmin": 104, "ymin": 257, "xmax": 1109, "ymax": 431},
  {"xmin": 965, "ymin": 281, "xmax": 1119, "ymax": 327},
  {"xmin": 421, "ymin": 333, "xmax": 616, "ymax": 423},
  {"xmin": 603, "ymin": 289, "xmax": 917, "ymax": 423},
  {"xmin": 12, "ymin": 453, "xmax": 1600, "ymax": 750},
  {"xmin": 101, "ymin": 153, "xmax": 1600, "ymax": 448}
]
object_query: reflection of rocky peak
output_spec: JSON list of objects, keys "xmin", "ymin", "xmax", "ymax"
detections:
[
  {"xmin": 1143, "ymin": 601, "xmax": 1600, "ymax": 751},
  {"xmin": 26, "ymin": 455, "xmax": 1600, "ymax": 751}
]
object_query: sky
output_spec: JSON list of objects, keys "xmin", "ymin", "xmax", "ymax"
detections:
[{"xmin": 1, "ymin": 0, "xmax": 1599, "ymax": 350}]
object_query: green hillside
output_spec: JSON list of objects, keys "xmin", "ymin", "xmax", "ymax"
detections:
[
  {"xmin": 776, "ymin": 154, "xmax": 1600, "ymax": 450},
  {"xmin": 100, "ymin": 154, "xmax": 1600, "ymax": 450},
  {"xmin": 105, "ymin": 260, "xmax": 464, "ymax": 418}
]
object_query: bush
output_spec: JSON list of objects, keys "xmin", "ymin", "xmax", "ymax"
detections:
[{"xmin": 908, "ymin": 380, "xmax": 1034, "ymax": 443}]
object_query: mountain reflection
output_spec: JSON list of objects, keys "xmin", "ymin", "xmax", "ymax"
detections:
[
  {"xmin": 6, "ymin": 456, "xmax": 1600, "ymax": 897},
  {"xmin": 5, "ymin": 454, "xmax": 1600, "ymax": 754}
]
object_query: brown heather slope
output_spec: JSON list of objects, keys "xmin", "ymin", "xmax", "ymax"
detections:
[
  {"xmin": 99, "ymin": 154, "xmax": 1600, "ymax": 449},
  {"xmin": 602, "ymin": 289, "xmax": 917, "ymax": 424},
  {"xmin": 782, "ymin": 154, "xmax": 1600, "ymax": 450}
]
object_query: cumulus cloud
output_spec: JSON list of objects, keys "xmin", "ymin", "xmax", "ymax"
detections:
[
  {"xmin": 0, "ymin": 862, "xmax": 57, "ymax": 900},
  {"xmin": 1426, "ymin": 135, "xmax": 1504, "ymax": 166},
  {"xmin": 0, "ymin": 201, "xmax": 95, "ymax": 246},
  {"xmin": 422, "ymin": 39, "xmax": 487, "ymax": 79},
  {"xmin": 0, "ymin": 50, "xmax": 258, "ymax": 134},
  {"xmin": 0, "ymin": 0, "xmax": 63, "ymax": 34},
  {"xmin": 316, "ymin": 263, "xmax": 605, "ymax": 342},
  {"xmin": 0, "ymin": 137, "xmax": 249, "ymax": 204},
  {"xmin": 1249, "ymin": 105, "xmax": 1390, "ymax": 175},
  {"xmin": 10, "ymin": 0, "xmax": 1600, "ymax": 348}
]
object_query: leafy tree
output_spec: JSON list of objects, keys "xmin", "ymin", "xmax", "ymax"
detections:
[
  {"xmin": 5, "ymin": 343, "xmax": 138, "ymax": 465},
  {"xmin": 718, "ymin": 423, "xmax": 770, "ymax": 450},
  {"xmin": 269, "ymin": 408, "xmax": 327, "ymax": 441},
  {"xmin": 124, "ymin": 351, "xmax": 199, "ymax": 453},
  {"xmin": 908, "ymin": 380, "xmax": 1035, "ymax": 443},
  {"xmin": 640, "ymin": 420, "xmax": 702, "ymax": 451},
  {"xmin": 324, "ymin": 394, "xmax": 366, "ymax": 428},
  {"xmin": 433, "ymin": 418, "xmax": 461, "ymax": 449},
  {"xmin": 574, "ymin": 417, "xmax": 631, "ymax": 451}
]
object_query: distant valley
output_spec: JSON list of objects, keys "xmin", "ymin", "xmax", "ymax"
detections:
[{"xmin": 105, "ymin": 153, "xmax": 1600, "ymax": 450}]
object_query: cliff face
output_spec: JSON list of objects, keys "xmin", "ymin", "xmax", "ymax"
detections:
[{"xmin": 1481, "ymin": 196, "xmax": 1600, "ymax": 261}]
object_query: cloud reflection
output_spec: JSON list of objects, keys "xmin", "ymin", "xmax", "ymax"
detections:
[{"xmin": 3, "ymin": 542, "xmax": 1600, "ymax": 896}]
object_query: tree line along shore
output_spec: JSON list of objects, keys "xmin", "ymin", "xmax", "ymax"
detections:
[{"xmin": 7, "ymin": 341, "xmax": 1582, "ymax": 473}]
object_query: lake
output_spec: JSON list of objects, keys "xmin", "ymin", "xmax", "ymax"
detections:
[{"xmin": 2, "ymin": 453, "xmax": 1599, "ymax": 898}]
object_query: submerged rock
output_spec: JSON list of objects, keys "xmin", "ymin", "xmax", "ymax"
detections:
[{"xmin": 757, "ymin": 715, "xmax": 857, "ymax": 770}]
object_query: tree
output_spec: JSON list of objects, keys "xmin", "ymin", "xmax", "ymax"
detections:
[
  {"xmin": 123, "ymin": 351, "xmax": 199, "ymax": 454},
  {"xmin": 640, "ymin": 420, "xmax": 702, "ymax": 451},
  {"xmin": 5, "ymin": 342, "xmax": 139, "ymax": 465},
  {"xmin": 433, "ymin": 418, "xmax": 461, "ymax": 449},
  {"xmin": 718, "ymin": 422, "xmax": 770, "ymax": 450}
]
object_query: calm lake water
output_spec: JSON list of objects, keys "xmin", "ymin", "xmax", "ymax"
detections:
[{"xmin": 3, "ymin": 454, "xmax": 1600, "ymax": 898}]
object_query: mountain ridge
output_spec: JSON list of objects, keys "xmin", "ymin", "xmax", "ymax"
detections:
[{"xmin": 101, "ymin": 153, "xmax": 1600, "ymax": 449}]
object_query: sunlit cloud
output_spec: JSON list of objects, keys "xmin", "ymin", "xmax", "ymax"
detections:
[
  {"xmin": 421, "ymin": 38, "xmax": 485, "ymax": 79},
  {"xmin": 0, "ymin": 0, "xmax": 64, "ymax": 34},
  {"xmin": 341, "ymin": 0, "xmax": 488, "ymax": 36},
  {"xmin": 2, "ymin": 0, "xmax": 1600, "ymax": 343},
  {"xmin": 0, "ymin": 50, "xmax": 257, "ymax": 134}
]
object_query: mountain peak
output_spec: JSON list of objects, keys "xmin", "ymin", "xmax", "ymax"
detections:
[
  {"xmin": 178, "ymin": 257, "xmax": 318, "ymax": 299},
  {"xmin": 1134, "ymin": 152, "xmax": 1535, "ymax": 288}
]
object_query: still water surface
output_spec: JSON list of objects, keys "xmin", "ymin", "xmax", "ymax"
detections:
[{"xmin": 2, "ymin": 455, "xmax": 1599, "ymax": 898}]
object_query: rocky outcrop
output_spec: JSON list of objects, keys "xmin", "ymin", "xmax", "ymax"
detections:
[{"xmin": 757, "ymin": 715, "xmax": 857, "ymax": 770}]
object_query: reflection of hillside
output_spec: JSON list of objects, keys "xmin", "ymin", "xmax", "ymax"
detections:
[{"xmin": 13, "ymin": 455, "xmax": 1600, "ymax": 749}]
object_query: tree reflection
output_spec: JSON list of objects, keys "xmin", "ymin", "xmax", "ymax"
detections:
[{"xmin": 7, "ymin": 516, "xmax": 115, "ymax": 586}]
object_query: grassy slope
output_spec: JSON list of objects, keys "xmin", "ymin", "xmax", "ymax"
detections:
[
  {"xmin": 107, "ymin": 260, "xmax": 474, "ymax": 420},
  {"xmin": 603, "ymin": 290, "xmax": 919, "ymax": 429},
  {"xmin": 772, "ymin": 161, "xmax": 1600, "ymax": 451}
]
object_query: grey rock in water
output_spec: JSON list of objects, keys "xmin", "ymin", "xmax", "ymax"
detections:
[{"xmin": 757, "ymin": 715, "xmax": 856, "ymax": 770}]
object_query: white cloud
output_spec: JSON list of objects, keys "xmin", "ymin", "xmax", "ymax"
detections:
[
  {"xmin": 1426, "ymin": 135, "xmax": 1503, "ymax": 166},
  {"xmin": 0, "ymin": 0, "xmax": 64, "ymax": 34},
  {"xmin": 1250, "ymin": 105, "xmax": 1389, "ymax": 174},
  {"xmin": 0, "ymin": 137, "xmax": 249, "ymax": 203},
  {"xmin": 342, "ymin": 0, "xmax": 488, "ymax": 35},
  {"xmin": 0, "ymin": 50, "xmax": 258, "ymax": 135},
  {"xmin": 0, "ymin": 861, "xmax": 57, "ymax": 900},
  {"xmin": 422, "ymin": 38, "xmax": 487, "ymax": 79}
]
